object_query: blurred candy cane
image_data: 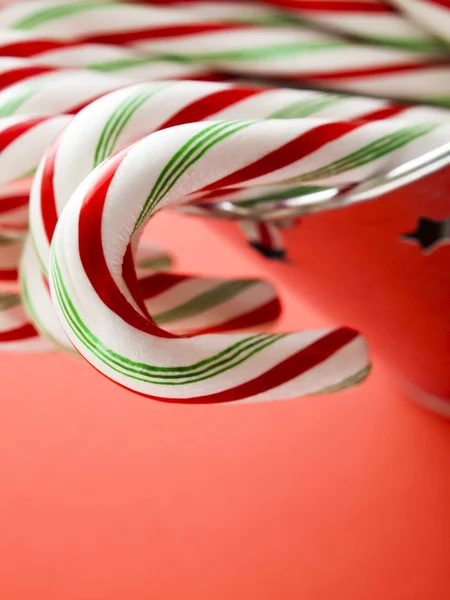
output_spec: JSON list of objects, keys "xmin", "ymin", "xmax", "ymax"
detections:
[
  {"xmin": 0, "ymin": 179, "xmax": 31, "ymax": 237},
  {"xmin": 0, "ymin": 289, "xmax": 53, "ymax": 351},
  {"xmin": 243, "ymin": 0, "xmax": 446, "ymax": 51},
  {"xmin": 0, "ymin": 1, "xmax": 449, "ymax": 103},
  {"xmin": 390, "ymin": 0, "xmax": 450, "ymax": 45}
]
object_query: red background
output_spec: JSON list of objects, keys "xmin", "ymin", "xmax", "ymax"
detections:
[{"xmin": 1, "ymin": 212, "xmax": 449, "ymax": 599}]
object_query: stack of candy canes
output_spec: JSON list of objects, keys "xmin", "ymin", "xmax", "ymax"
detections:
[{"xmin": 0, "ymin": 0, "xmax": 449, "ymax": 404}]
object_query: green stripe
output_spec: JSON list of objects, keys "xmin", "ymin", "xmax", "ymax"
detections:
[
  {"xmin": 88, "ymin": 57, "xmax": 161, "ymax": 73},
  {"xmin": 15, "ymin": 167, "xmax": 37, "ymax": 181},
  {"xmin": 235, "ymin": 12, "xmax": 305, "ymax": 27},
  {"xmin": 0, "ymin": 82, "xmax": 41, "ymax": 117},
  {"xmin": 88, "ymin": 41, "xmax": 345, "ymax": 72},
  {"xmin": 52, "ymin": 252, "xmax": 285, "ymax": 384},
  {"xmin": 0, "ymin": 293, "xmax": 20, "ymax": 311},
  {"xmin": 429, "ymin": 96, "xmax": 450, "ymax": 107},
  {"xmin": 94, "ymin": 84, "xmax": 168, "ymax": 167},
  {"xmin": 284, "ymin": 123, "xmax": 438, "ymax": 183},
  {"xmin": 148, "ymin": 121, "xmax": 228, "ymax": 205},
  {"xmin": 12, "ymin": 2, "xmax": 115, "ymax": 30},
  {"xmin": 150, "ymin": 121, "xmax": 252, "ymax": 208},
  {"xmin": 154, "ymin": 280, "xmax": 258, "ymax": 325},
  {"xmin": 269, "ymin": 95, "xmax": 343, "ymax": 119},
  {"xmin": 14, "ymin": 2, "xmax": 302, "ymax": 31},
  {"xmin": 165, "ymin": 41, "xmax": 345, "ymax": 63},
  {"xmin": 136, "ymin": 120, "xmax": 254, "ymax": 228},
  {"xmin": 315, "ymin": 364, "xmax": 370, "ymax": 394},
  {"xmin": 141, "ymin": 122, "xmax": 437, "ymax": 228},
  {"xmin": 20, "ymin": 268, "xmax": 73, "ymax": 353},
  {"xmin": 365, "ymin": 35, "xmax": 447, "ymax": 53}
]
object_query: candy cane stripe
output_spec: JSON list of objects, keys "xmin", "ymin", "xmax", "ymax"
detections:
[
  {"xmin": 200, "ymin": 120, "xmax": 363, "ymax": 192},
  {"xmin": 51, "ymin": 254, "xmax": 365, "ymax": 401},
  {"xmin": 12, "ymin": 3, "xmax": 116, "ymax": 30}
]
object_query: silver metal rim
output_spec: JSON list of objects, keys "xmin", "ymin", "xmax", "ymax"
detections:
[{"xmin": 184, "ymin": 141, "xmax": 450, "ymax": 222}]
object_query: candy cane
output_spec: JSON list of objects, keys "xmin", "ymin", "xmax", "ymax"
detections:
[
  {"xmin": 0, "ymin": 81, "xmax": 315, "ymax": 349},
  {"xmin": 49, "ymin": 114, "xmax": 450, "ymax": 402},
  {"xmin": 0, "ymin": 290, "xmax": 53, "ymax": 351},
  {"xmin": 0, "ymin": 113, "xmax": 70, "ymax": 291},
  {"xmin": 0, "ymin": 235, "xmax": 21, "ymax": 291},
  {"xmin": 246, "ymin": 0, "xmax": 445, "ymax": 51},
  {"xmin": 0, "ymin": 32, "xmax": 215, "ymax": 82},
  {"xmin": 0, "ymin": 0, "xmax": 439, "ymax": 53},
  {"xmin": 46, "ymin": 121, "xmax": 384, "ymax": 403},
  {"xmin": 0, "ymin": 114, "xmax": 71, "ymax": 184},
  {"xmin": 46, "ymin": 113, "xmax": 448, "ymax": 402},
  {"xmin": 390, "ymin": 0, "xmax": 450, "ymax": 45},
  {"xmin": 0, "ymin": 179, "xmax": 31, "ymax": 237},
  {"xmin": 0, "ymin": 85, "xmax": 287, "ymax": 349},
  {"xmin": 1, "ymin": 2, "xmax": 449, "ymax": 103},
  {"xmin": 0, "ymin": 233, "xmax": 57, "ymax": 352},
  {"xmin": 20, "ymin": 229, "xmax": 282, "ymax": 352}
]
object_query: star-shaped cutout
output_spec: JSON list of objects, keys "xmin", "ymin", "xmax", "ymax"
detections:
[{"xmin": 402, "ymin": 217, "xmax": 450, "ymax": 253}]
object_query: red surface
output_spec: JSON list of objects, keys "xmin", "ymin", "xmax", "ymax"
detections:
[{"xmin": 1, "ymin": 212, "xmax": 450, "ymax": 599}]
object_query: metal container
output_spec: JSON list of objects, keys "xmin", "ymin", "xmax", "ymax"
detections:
[{"xmin": 192, "ymin": 143, "xmax": 450, "ymax": 415}]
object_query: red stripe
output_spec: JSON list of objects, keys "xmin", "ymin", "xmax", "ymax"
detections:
[
  {"xmin": 201, "ymin": 120, "xmax": 362, "ymax": 192},
  {"xmin": 78, "ymin": 151, "xmax": 175, "ymax": 338},
  {"xmin": 88, "ymin": 327, "xmax": 361, "ymax": 404},
  {"xmin": 131, "ymin": 0, "xmax": 388, "ymax": 7},
  {"xmin": 302, "ymin": 60, "xmax": 446, "ymax": 81},
  {"xmin": 0, "ymin": 194, "xmax": 29, "ymax": 215},
  {"xmin": 358, "ymin": 105, "xmax": 408, "ymax": 122},
  {"xmin": 139, "ymin": 273, "xmax": 190, "ymax": 300},
  {"xmin": 263, "ymin": 0, "xmax": 391, "ymax": 12},
  {"xmin": 0, "ymin": 322, "xmax": 39, "ymax": 342},
  {"xmin": 0, "ymin": 118, "xmax": 45, "ymax": 153},
  {"xmin": 0, "ymin": 40, "xmax": 67, "ymax": 58},
  {"xmin": 39, "ymin": 137, "xmax": 61, "ymax": 245},
  {"xmin": 158, "ymin": 86, "xmax": 266, "ymax": 130},
  {"xmin": 425, "ymin": 0, "xmax": 450, "ymax": 8},
  {"xmin": 0, "ymin": 268, "xmax": 18, "ymax": 281},
  {"xmin": 129, "ymin": 0, "xmax": 392, "ymax": 9},
  {"xmin": 138, "ymin": 275, "xmax": 281, "ymax": 333},
  {"xmin": 42, "ymin": 273, "xmax": 50, "ymax": 294},
  {"xmin": 0, "ymin": 25, "xmax": 250, "ymax": 58},
  {"xmin": 189, "ymin": 298, "xmax": 281, "ymax": 335},
  {"xmin": 0, "ymin": 66, "xmax": 55, "ymax": 91},
  {"xmin": 79, "ymin": 23, "xmax": 250, "ymax": 45},
  {"xmin": 183, "ymin": 327, "xmax": 361, "ymax": 402},
  {"xmin": 0, "ymin": 224, "xmax": 27, "ymax": 233}
]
